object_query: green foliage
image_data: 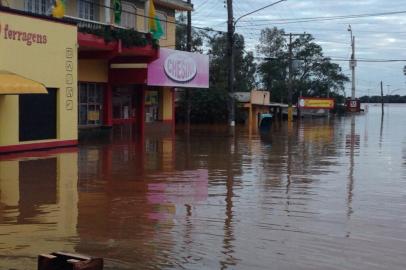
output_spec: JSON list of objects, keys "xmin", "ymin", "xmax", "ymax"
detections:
[
  {"xmin": 176, "ymin": 21, "xmax": 257, "ymax": 123},
  {"xmin": 177, "ymin": 88, "xmax": 229, "ymax": 123},
  {"xmin": 175, "ymin": 13, "xmax": 205, "ymax": 52},
  {"xmin": 78, "ymin": 26, "xmax": 159, "ymax": 49},
  {"xmin": 257, "ymin": 27, "xmax": 349, "ymax": 103},
  {"xmin": 208, "ymin": 32, "xmax": 257, "ymax": 93},
  {"xmin": 176, "ymin": 25, "xmax": 349, "ymax": 123}
]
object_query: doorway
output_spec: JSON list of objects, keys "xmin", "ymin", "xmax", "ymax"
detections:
[{"xmin": 113, "ymin": 87, "xmax": 136, "ymax": 124}]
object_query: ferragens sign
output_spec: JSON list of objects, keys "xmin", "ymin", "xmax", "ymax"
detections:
[{"xmin": 0, "ymin": 23, "xmax": 48, "ymax": 46}]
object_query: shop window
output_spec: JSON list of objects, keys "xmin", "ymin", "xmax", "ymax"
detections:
[
  {"xmin": 78, "ymin": 0, "xmax": 99, "ymax": 21},
  {"xmin": 19, "ymin": 88, "xmax": 57, "ymax": 142},
  {"xmin": 145, "ymin": 90, "xmax": 159, "ymax": 122},
  {"xmin": 24, "ymin": 0, "xmax": 53, "ymax": 15},
  {"xmin": 120, "ymin": 2, "xmax": 137, "ymax": 29},
  {"xmin": 79, "ymin": 83, "xmax": 104, "ymax": 127}
]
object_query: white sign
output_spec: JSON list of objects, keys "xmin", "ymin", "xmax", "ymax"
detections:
[
  {"xmin": 350, "ymin": 100, "xmax": 357, "ymax": 108},
  {"xmin": 164, "ymin": 52, "xmax": 197, "ymax": 83},
  {"xmin": 299, "ymin": 98, "xmax": 305, "ymax": 108}
]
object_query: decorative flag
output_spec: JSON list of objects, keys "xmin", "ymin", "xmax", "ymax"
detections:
[
  {"xmin": 148, "ymin": 0, "xmax": 164, "ymax": 39},
  {"xmin": 52, "ymin": 0, "xmax": 66, "ymax": 18},
  {"xmin": 114, "ymin": 0, "xmax": 122, "ymax": 25}
]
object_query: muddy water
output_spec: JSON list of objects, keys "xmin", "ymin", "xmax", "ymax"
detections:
[{"xmin": 1, "ymin": 104, "xmax": 406, "ymax": 270}]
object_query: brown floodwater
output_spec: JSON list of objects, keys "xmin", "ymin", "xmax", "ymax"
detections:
[{"xmin": 1, "ymin": 104, "xmax": 406, "ymax": 270}]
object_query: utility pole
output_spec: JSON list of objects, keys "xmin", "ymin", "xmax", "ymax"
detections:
[
  {"xmin": 226, "ymin": 0, "xmax": 287, "ymax": 131},
  {"xmin": 226, "ymin": 0, "xmax": 235, "ymax": 129},
  {"xmin": 185, "ymin": 0, "xmax": 192, "ymax": 132},
  {"xmin": 283, "ymin": 32, "xmax": 308, "ymax": 122},
  {"xmin": 348, "ymin": 25, "xmax": 356, "ymax": 100},
  {"xmin": 287, "ymin": 33, "xmax": 293, "ymax": 122},
  {"xmin": 381, "ymin": 81, "xmax": 384, "ymax": 115}
]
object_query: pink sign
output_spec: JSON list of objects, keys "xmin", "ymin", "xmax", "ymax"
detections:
[{"xmin": 147, "ymin": 48, "xmax": 209, "ymax": 88}]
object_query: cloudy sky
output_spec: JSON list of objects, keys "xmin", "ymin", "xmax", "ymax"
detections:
[{"xmin": 191, "ymin": 0, "xmax": 406, "ymax": 97}]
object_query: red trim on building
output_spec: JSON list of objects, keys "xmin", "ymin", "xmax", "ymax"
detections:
[
  {"xmin": 0, "ymin": 147, "xmax": 78, "ymax": 161},
  {"xmin": 0, "ymin": 140, "xmax": 78, "ymax": 154},
  {"xmin": 109, "ymin": 68, "xmax": 148, "ymax": 85},
  {"xmin": 171, "ymin": 88, "xmax": 176, "ymax": 136},
  {"xmin": 78, "ymin": 33, "xmax": 118, "ymax": 51},
  {"xmin": 78, "ymin": 33, "xmax": 158, "ymax": 62}
]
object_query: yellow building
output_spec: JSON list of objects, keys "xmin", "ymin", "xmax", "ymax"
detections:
[
  {"xmin": 0, "ymin": 7, "xmax": 78, "ymax": 153},
  {"xmin": 0, "ymin": 0, "xmax": 195, "ymax": 153}
]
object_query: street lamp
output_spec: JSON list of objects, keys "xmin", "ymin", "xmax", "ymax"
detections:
[
  {"xmin": 234, "ymin": 0, "xmax": 287, "ymax": 26},
  {"xmin": 348, "ymin": 24, "xmax": 356, "ymax": 100},
  {"xmin": 227, "ymin": 0, "xmax": 287, "ymax": 128}
]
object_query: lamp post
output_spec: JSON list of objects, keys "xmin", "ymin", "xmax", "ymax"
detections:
[
  {"xmin": 348, "ymin": 25, "xmax": 356, "ymax": 100},
  {"xmin": 227, "ymin": 0, "xmax": 287, "ymax": 129}
]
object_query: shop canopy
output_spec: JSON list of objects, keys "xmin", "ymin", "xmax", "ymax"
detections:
[{"xmin": 0, "ymin": 71, "xmax": 47, "ymax": 95}]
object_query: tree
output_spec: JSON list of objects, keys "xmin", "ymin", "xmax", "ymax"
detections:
[
  {"xmin": 256, "ymin": 27, "xmax": 288, "ymax": 103},
  {"xmin": 176, "ymin": 31, "xmax": 257, "ymax": 123},
  {"xmin": 257, "ymin": 27, "xmax": 349, "ymax": 103},
  {"xmin": 208, "ymin": 32, "xmax": 257, "ymax": 93},
  {"xmin": 175, "ymin": 13, "xmax": 204, "ymax": 52}
]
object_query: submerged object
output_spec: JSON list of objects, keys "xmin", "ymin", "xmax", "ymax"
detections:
[
  {"xmin": 38, "ymin": 252, "xmax": 103, "ymax": 270},
  {"xmin": 259, "ymin": 113, "xmax": 273, "ymax": 130}
]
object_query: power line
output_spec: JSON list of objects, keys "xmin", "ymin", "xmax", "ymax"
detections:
[
  {"xmin": 193, "ymin": 0, "xmax": 212, "ymax": 13},
  {"xmin": 254, "ymin": 56, "xmax": 406, "ymax": 63},
  {"xmin": 236, "ymin": 10, "xmax": 406, "ymax": 24},
  {"xmin": 76, "ymin": 0, "xmax": 225, "ymax": 34}
]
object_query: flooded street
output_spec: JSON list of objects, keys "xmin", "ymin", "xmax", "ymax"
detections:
[{"xmin": 1, "ymin": 104, "xmax": 406, "ymax": 270}]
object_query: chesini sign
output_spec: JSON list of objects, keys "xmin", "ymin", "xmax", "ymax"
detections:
[{"xmin": 148, "ymin": 48, "xmax": 209, "ymax": 88}]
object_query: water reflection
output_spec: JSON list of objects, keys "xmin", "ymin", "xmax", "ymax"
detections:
[
  {"xmin": 1, "ymin": 106, "xmax": 406, "ymax": 270},
  {"xmin": 220, "ymin": 138, "xmax": 237, "ymax": 270},
  {"xmin": 0, "ymin": 149, "xmax": 78, "ymax": 269},
  {"xmin": 345, "ymin": 116, "xmax": 359, "ymax": 227}
]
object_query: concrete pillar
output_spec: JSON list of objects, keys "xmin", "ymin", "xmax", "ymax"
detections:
[
  {"xmin": 103, "ymin": 84, "xmax": 113, "ymax": 127},
  {"xmin": 104, "ymin": 0, "xmax": 111, "ymax": 24},
  {"xmin": 136, "ymin": 86, "xmax": 146, "ymax": 134}
]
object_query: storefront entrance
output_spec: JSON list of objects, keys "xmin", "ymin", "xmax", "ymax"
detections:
[{"xmin": 113, "ymin": 87, "xmax": 136, "ymax": 124}]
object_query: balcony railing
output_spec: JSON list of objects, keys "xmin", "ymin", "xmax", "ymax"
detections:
[
  {"xmin": 64, "ymin": 15, "xmax": 111, "ymax": 30},
  {"xmin": 64, "ymin": 15, "xmax": 159, "ymax": 49},
  {"xmin": 1, "ymin": 2, "xmax": 159, "ymax": 49}
]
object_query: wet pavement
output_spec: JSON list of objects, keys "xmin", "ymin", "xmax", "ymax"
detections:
[{"xmin": 1, "ymin": 104, "xmax": 406, "ymax": 270}]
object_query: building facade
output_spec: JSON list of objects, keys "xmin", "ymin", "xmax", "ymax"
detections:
[
  {"xmin": 0, "ymin": 7, "xmax": 78, "ymax": 153},
  {"xmin": 0, "ymin": 0, "xmax": 204, "ymax": 154}
]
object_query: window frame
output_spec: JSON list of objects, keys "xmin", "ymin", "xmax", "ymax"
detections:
[
  {"xmin": 77, "ymin": 0, "xmax": 99, "ymax": 21},
  {"xmin": 119, "ymin": 1, "xmax": 137, "ymax": 30},
  {"xmin": 78, "ymin": 83, "xmax": 104, "ymax": 127},
  {"xmin": 24, "ymin": 0, "xmax": 53, "ymax": 15}
]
